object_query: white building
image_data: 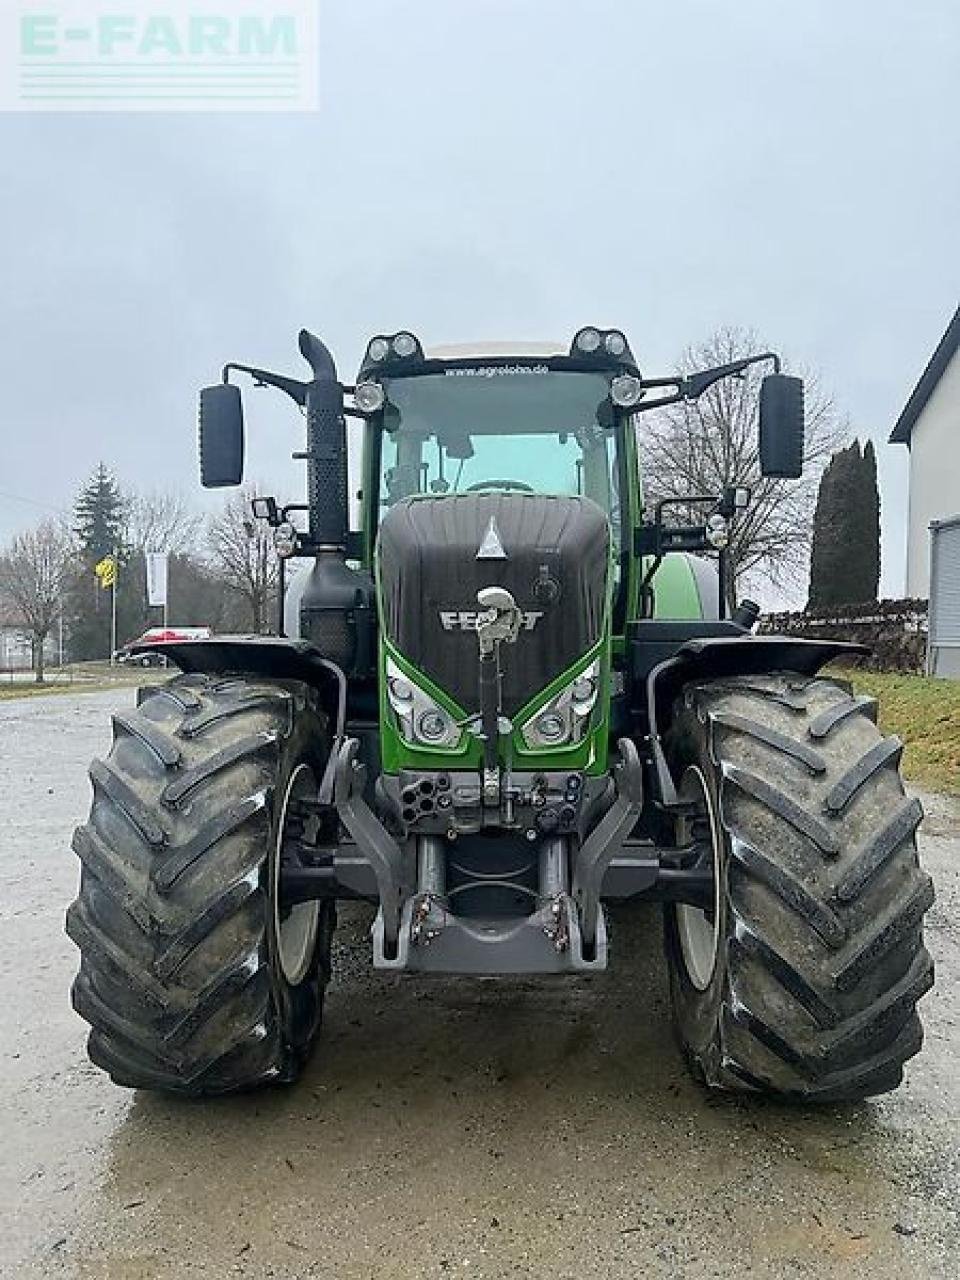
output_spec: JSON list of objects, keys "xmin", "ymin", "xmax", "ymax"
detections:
[
  {"xmin": 890, "ymin": 306, "xmax": 960, "ymax": 597},
  {"xmin": 891, "ymin": 306, "xmax": 960, "ymax": 677},
  {"xmin": 0, "ymin": 615, "xmax": 34, "ymax": 670},
  {"xmin": 0, "ymin": 608, "xmax": 59, "ymax": 672}
]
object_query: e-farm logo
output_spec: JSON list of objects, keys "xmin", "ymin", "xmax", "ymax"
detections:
[{"xmin": 1, "ymin": 2, "xmax": 319, "ymax": 111}]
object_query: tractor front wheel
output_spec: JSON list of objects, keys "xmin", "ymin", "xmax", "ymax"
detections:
[
  {"xmin": 67, "ymin": 674, "xmax": 335, "ymax": 1096},
  {"xmin": 664, "ymin": 674, "xmax": 934, "ymax": 1102}
]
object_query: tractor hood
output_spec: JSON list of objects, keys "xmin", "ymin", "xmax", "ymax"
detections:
[{"xmin": 377, "ymin": 493, "xmax": 610, "ymax": 715}]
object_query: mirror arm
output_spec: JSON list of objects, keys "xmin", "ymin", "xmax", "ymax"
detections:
[
  {"xmin": 222, "ymin": 363, "xmax": 309, "ymax": 407},
  {"xmin": 679, "ymin": 352, "xmax": 782, "ymax": 400},
  {"xmin": 627, "ymin": 353, "xmax": 782, "ymax": 415},
  {"xmin": 632, "ymin": 387, "xmax": 685, "ymax": 413}
]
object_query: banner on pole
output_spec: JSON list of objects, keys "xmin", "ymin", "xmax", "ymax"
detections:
[
  {"xmin": 146, "ymin": 552, "xmax": 169, "ymax": 607},
  {"xmin": 94, "ymin": 554, "xmax": 116, "ymax": 588}
]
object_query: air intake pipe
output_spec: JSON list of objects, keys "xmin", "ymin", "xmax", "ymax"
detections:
[{"xmin": 296, "ymin": 329, "xmax": 375, "ymax": 675}]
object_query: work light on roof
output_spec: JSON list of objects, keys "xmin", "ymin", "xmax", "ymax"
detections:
[
  {"xmin": 393, "ymin": 332, "xmax": 418, "ymax": 358},
  {"xmin": 574, "ymin": 327, "xmax": 602, "ymax": 354},
  {"xmin": 605, "ymin": 331, "xmax": 627, "ymax": 357},
  {"xmin": 368, "ymin": 337, "xmax": 390, "ymax": 363}
]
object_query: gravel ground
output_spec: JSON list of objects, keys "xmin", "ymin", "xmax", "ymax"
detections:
[{"xmin": 1, "ymin": 688, "xmax": 958, "ymax": 1280}]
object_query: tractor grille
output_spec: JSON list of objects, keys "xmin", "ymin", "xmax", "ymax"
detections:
[{"xmin": 377, "ymin": 492, "xmax": 610, "ymax": 715}]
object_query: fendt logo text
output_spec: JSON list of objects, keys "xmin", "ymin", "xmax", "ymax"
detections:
[
  {"xmin": 1, "ymin": 2, "xmax": 319, "ymax": 112},
  {"xmin": 440, "ymin": 611, "xmax": 544, "ymax": 633}
]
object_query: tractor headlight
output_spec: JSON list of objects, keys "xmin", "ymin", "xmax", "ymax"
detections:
[
  {"xmin": 386, "ymin": 658, "xmax": 462, "ymax": 750},
  {"xmin": 368, "ymin": 337, "xmax": 390, "ymax": 363},
  {"xmin": 417, "ymin": 710, "xmax": 450, "ymax": 742},
  {"xmin": 574, "ymin": 327, "xmax": 602, "ymax": 354},
  {"xmin": 520, "ymin": 660, "xmax": 601, "ymax": 750},
  {"xmin": 605, "ymin": 331, "xmax": 627, "ymax": 357},
  {"xmin": 533, "ymin": 712, "xmax": 567, "ymax": 744}
]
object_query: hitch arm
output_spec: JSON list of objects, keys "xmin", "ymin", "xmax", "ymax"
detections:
[
  {"xmin": 572, "ymin": 738, "xmax": 645, "ymax": 954},
  {"xmin": 333, "ymin": 738, "xmax": 408, "ymax": 956}
]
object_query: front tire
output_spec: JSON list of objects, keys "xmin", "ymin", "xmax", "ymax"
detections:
[
  {"xmin": 664, "ymin": 674, "xmax": 934, "ymax": 1102},
  {"xmin": 67, "ymin": 673, "xmax": 334, "ymax": 1096}
]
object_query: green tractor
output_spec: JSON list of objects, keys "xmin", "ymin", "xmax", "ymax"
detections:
[{"xmin": 68, "ymin": 326, "xmax": 933, "ymax": 1100}]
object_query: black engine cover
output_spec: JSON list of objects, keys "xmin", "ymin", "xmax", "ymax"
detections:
[{"xmin": 377, "ymin": 493, "xmax": 610, "ymax": 715}]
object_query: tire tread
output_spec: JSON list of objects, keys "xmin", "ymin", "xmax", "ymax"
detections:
[
  {"xmin": 68, "ymin": 673, "xmax": 329, "ymax": 1096},
  {"xmin": 667, "ymin": 674, "xmax": 933, "ymax": 1102}
]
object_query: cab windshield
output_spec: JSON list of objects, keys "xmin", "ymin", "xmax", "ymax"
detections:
[{"xmin": 376, "ymin": 367, "xmax": 621, "ymax": 540}]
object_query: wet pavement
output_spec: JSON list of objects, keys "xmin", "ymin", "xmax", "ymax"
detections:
[{"xmin": 1, "ymin": 688, "xmax": 958, "ymax": 1279}]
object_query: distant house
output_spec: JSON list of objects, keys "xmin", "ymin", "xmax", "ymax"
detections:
[
  {"xmin": 0, "ymin": 607, "xmax": 34, "ymax": 671},
  {"xmin": 0, "ymin": 606, "xmax": 58, "ymax": 672},
  {"xmin": 890, "ymin": 306, "xmax": 960, "ymax": 596},
  {"xmin": 890, "ymin": 306, "xmax": 960, "ymax": 677}
]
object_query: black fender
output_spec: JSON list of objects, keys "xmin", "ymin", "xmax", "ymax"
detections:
[
  {"xmin": 644, "ymin": 635, "xmax": 868, "ymax": 808},
  {"xmin": 132, "ymin": 636, "xmax": 348, "ymax": 738}
]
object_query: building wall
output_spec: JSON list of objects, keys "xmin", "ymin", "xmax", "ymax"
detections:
[
  {"xmin": 0, "ymin": 627, "xmax": 58, "ymax": 671},
  {"xmin": 906, "ymin": 347, "xmax": 960, "ymax": 596},
  {"xmin": 0, "ymin": 626, "xmax": 34, "ymax": 670},
  {"xmin": 928, "ymin": 518, "xmax": 960, "ymax": 678}
]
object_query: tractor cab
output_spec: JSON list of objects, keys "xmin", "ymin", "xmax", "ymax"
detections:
[
  {"xmin": 351, "ymin": 330, "xmax": 640, "ymax": 784},
  {"xmin": 192, "ymin": 325, "xmax": 807, "ymax": 785}
]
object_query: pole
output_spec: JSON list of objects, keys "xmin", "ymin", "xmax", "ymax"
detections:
[
  {"xmin": 58, "ymin": 600, "xmax": 64, "ymax": 668},
  {"xmin": 110, "ymin": 550, "xmax": 118, "ymax": 664}
]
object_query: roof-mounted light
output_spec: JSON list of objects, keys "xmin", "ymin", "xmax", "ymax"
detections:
[
  {"xmin": 393, "ymin": 332, "xmax": 418, "ymax": 358},
  {"xmin": 359, "ymin": 331, "xmax": 426, "ymax": 379},
  {"xmin": 570, "ymin": 326, "xmax": 636, "ymax": 367},
  {"xmin": 574, "ymin": 327, "xmax": 602, "ymax": 354}
]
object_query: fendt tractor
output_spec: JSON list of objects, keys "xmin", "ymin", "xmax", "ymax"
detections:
[{"xmin": 68, "ymin": 326, "xmax": 934, "ymax": 1101}]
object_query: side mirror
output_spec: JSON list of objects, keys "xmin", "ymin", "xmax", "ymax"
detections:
[
  {"xmin": 759, "ymin": 374, "xmax": 804, "ymax": 479},
  {"xmin": 199, "ymin": 384, "xmax": 244, "ymax": 487}
]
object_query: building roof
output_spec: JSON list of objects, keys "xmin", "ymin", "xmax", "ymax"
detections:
[{"xmin": 889, "ymin": 305, "xmax": 960, "ymax": 445}]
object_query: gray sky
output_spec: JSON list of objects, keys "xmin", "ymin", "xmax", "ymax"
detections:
[{"xmin": 2, "ymin": 0, "xmax": 958, "ymax": 600}]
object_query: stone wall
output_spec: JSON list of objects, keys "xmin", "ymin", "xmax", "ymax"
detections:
[{"xmin": 759, "ymin": 599, "xmax": 928, "ymax": 672}]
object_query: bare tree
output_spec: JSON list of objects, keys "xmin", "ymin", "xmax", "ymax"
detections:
[
  {"xmin": 638, "ymin": 326, "xmax": 848, "ymax": 608},
  {"xmin": 0, "ymin": 521, "xmax": 74, "ymax": 682},
  {"xmin": 206, "ymin": 487, "xmax": 278, "ymax": 633},
  {"xmin": 126, "ymin": 488, "xmax": 202, "ymax": 554}
]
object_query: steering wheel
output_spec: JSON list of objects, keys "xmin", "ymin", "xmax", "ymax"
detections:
[{"xmin": 465, "ymin": 479, "xmax": 535, "ymax": 493}]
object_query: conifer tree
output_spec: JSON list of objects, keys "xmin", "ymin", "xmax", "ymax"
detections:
[
  {"xmin": 807, "ymin": 441, "xmax": 881, "ymax": 609},
  {"xmin": 67, "ymin": 464, "xmax": 127, "ymax": 659},
  {"xmin": 73, "ymin": 463, "xmax": 125, "ymax": 560}
]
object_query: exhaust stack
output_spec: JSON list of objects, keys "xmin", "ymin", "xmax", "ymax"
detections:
[
  {"xmin": 299, "ymin": 329, "xmax": 349, "ymax": 550},
  {"xmin": 295, "ymin": 330, "xmax": 375, "ymax": 674}
]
